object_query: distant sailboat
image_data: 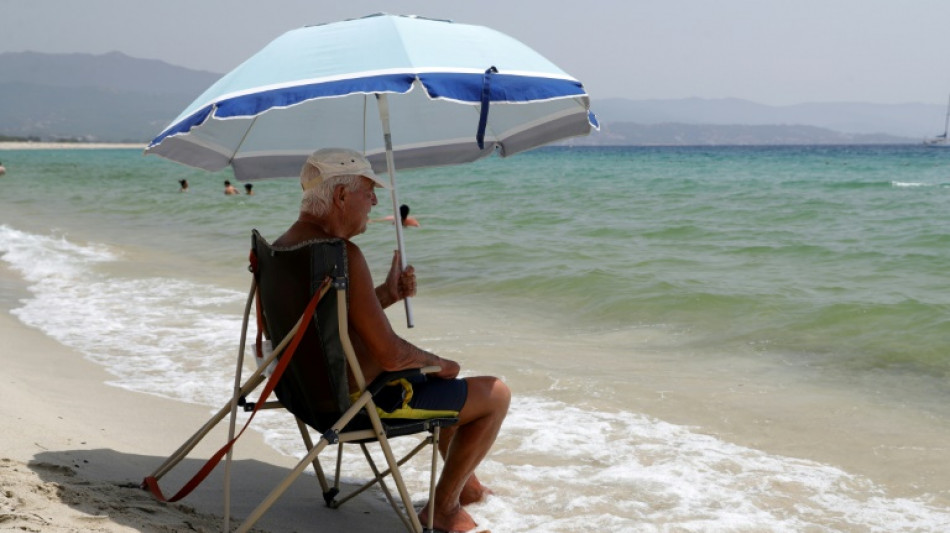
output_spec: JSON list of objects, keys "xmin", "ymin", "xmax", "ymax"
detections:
[{"xmin": 924, "ymin": 94, "xmax": 950, "ymax": 147}]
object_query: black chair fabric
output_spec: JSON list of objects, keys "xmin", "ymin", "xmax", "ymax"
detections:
[
  {"xmin": 252, "ymin": 230, "xmax": 350, "ymax": 431},
  {"xmin": 251, "ymin": 229, "xmax": 458, "ymax": 438}
]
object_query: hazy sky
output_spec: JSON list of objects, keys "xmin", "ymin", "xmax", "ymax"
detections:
[{"xmin": 4, "ymin": 0, "xmax": 950, "ymax": 106}]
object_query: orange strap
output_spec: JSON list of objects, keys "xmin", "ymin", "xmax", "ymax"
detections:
[{"xmin": 142, "ymin": 276, "xmax": 330, "ymax": 503}]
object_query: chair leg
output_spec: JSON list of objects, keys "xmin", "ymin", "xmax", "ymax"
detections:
[
  {"xmin": 236, "ymin": 391, "xmax": 375, "ymax": 532},
  {"xmin": 364, "ymin": 414, "xmax": 425, "ymax": 533},
  {"xmin": 331, "ymin": 442, "xmax": 344, "ymax": 505},
  {"xmin": 146, "ymin": 373, "xmax": 267, "ymax": 483},
  {"xmin": 330, "ymin": 436, "xmax": 431, "ymax": 508},
  {"xmin": 360, "ymin": 443, "xmax": 415, "ymax": 533},
  {"xmin": 234, "ymin": 434, "xmax": 331, "ymax": 533},
  {"xmin": 427, "ymin": 426, "xmax": 440, "ymax": 531},
  {"xmin": 295, "ymin": 417, "xmax": 331, "ymax": 497}
]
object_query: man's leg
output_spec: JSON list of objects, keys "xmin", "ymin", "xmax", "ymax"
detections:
[
  {"xmin": 422, "ymin": 375, "xmax": 510, "ymax": 531},
  {"xmin": 436, "ymin": 429, "xmax": 491, "ymax": 506}
]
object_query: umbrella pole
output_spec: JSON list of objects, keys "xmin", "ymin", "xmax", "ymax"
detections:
[{"xmin": 376, "ymin": 93, "xmax": 414, "ymax": 328}]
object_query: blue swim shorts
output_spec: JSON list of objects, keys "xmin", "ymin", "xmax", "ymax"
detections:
[{"xmin": 372, "ymin": 374, "xmax": 467, "ymax": 420}]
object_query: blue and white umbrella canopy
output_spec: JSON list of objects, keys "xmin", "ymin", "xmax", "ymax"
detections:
[
  {"xmin": 145, "ymin": 13, "xmax": 598, "ymax": 180},
  {"xmin": 146, "ymin": 13, "xmax": 598, "ymax": 328}
]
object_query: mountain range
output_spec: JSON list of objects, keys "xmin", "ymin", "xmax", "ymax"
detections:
[
  {"xmin": 0, "ymin": 51, "xmax": 220, "ymax": 143},
  {"xmin": 0, "ymin": 51, "xmax": 943, "ymax": 145}
]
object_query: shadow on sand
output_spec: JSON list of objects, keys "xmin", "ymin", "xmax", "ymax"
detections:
[{"xmin": 28, "ymin": 448, "xmax": 405, "ymax": 532}]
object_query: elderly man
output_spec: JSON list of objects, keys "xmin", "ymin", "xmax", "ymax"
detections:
[{"xmin": 273, "ymin": 148, "xmax": 510, "ymax": 532}]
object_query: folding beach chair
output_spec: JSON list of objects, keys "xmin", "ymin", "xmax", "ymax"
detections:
[{"xmin": 142, "ymin": 230, "xmax": 458, "ymax": 533}]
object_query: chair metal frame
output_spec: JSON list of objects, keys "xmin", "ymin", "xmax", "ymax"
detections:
[{"xmin": 143, "ymin": 233, "xmax": 456, "ymax": 532}]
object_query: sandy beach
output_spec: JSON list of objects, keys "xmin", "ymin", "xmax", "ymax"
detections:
[{"xmin": 0, "ymin": 288, "xmax": 408, "ymax": 532}]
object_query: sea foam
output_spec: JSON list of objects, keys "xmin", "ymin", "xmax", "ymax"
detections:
[{"xmin": 3, "ymin": 224, "xmax": 950, "ymax": 532}]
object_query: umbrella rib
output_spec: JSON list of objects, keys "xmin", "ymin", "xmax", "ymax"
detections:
[
  {"xmin": 228, "ymin": 114, "xmax": 260, "ymax": 168},
  {"xmin": 362, "ymin": 95, "xmax": 368, "ymax": 154}
]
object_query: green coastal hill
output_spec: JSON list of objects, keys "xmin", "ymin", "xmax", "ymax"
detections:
[
  {"xmin": 0, "ymin": 51, "xmax": 220, "ymax": 143},
  {"xmin": 0, "ymin": 51, "xmax": 935, "ymax": 145}
]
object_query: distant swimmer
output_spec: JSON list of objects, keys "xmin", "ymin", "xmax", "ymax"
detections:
[
  {"xmin": 372, "ymin": 204, "xmax": 421, "ymax": 227},
  {"xmin": 0, "ymin": 160, "xmax": 5, "ymax": 176},
  {"xmin": 399, "ymin": 204, "xmax": 420, "ymax": 227},
  {"xmin": 179, "ymin": 179, "xmax": 189, "ymax": 192},
  {"xmin": 244, "ymin": 183, "xmax": 254, "ymax": 195},
  {"xmin": 224, "ymin": 180, "xmax": 239, "ymax": 195}
]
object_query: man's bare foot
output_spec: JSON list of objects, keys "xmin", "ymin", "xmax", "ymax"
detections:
[
  {"xmin": 460, "ymin": 475, "xmax": 493, "ymax": 506},
  {"xmin": 418, "ymin": 502, "xmax": 477, "ymax": 532},
  {"xmin": 460, "ymin": 484, "xmax": 493, "ymax": 506}
]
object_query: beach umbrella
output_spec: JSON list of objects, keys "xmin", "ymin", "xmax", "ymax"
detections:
[{"xmin": 145, "ymin": 12, "xmax": 598, "ymax": 325}]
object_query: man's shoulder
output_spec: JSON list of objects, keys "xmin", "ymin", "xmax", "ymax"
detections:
[{"xmin": 343, "ymin": 238, "xmax": 364, "ymax": 258}]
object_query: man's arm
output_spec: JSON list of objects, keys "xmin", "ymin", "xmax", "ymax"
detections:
[{"xmin": 346, "ymin": 241, "xmax": 458, "ymax": 379}]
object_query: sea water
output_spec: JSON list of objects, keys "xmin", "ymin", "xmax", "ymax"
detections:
[{"xmin": 2, "ymin": 145, "xmax": 950, "ymax": 531}]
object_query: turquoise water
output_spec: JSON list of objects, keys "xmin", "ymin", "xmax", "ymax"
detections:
[
  {"xmin": 7, "ymin": 145, "xmax": 948, "ymax": 376},
  {"xmin": 3, "ymin": 145, "xmax": 950, "ymax": 531}
]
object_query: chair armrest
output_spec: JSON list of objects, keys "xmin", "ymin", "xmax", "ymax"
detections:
[{"xmin": 366, "ymin": 367, "xmax": 436, "ymax": 396}]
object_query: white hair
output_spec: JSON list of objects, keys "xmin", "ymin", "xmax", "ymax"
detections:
[{"xmin": 300, "ymin": 174, "xmax": 364, "ymax": 216}]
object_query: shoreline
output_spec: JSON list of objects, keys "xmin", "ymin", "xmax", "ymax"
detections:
[
  {"xmin": 0, "ymin": 269, "xmax": 405, "ymax": 532},
  {"xmin": 4, "ymin": 242, "xmax": 950, "ymax": 529},
  {"xmin": 0, "ymin": 142, "xmax": 145, "ymax": 150}
]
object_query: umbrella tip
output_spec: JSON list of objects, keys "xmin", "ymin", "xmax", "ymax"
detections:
[
  {"xmin": 304, "ymin": 13, "xmax": 455, "ymax": 29},
  {"xmin": 363, "ymin": 12, "xmax": 455, "ymax": 23}
]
